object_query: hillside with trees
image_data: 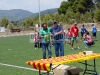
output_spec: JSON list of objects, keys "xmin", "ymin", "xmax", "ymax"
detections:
[{"xmin": 0, "ymin": 0, "xmax": 100, "ymax": 31}]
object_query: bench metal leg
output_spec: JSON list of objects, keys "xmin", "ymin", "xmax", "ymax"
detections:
[{"xmin": 83, "ymin": 59, "xmax": 98, "ymax": 75}]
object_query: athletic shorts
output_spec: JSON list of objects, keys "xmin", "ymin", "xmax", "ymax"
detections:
[
  {"xmin": 71, "ymin": 37, "xmax": 78, "ymax": 41},
  {"xmin": 92, "ymin": 33, "xmax": 96, "ymax": 37}
]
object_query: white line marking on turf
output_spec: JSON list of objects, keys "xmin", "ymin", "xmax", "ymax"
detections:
[
  {"xmin": 0, "ymin": 63, "xmax": 36, "ymax": 71},
  {"xmin": 0, "ymin": 63, "xmax": 53, "ymax": 73}
]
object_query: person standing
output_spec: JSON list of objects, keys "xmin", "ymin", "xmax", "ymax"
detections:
[
  {"xmin": 80, "ymin": 24, "xmax": 85, "ymax": 41},
  {"xmin": 70, "ymin": 23, "xmax": 80, "ymax": 50},
  {"xmin": 33, "ymin": 31, "xmax": 38, "ymax": 49},
  {"xmin": 92, "ymin": 24, "xmax": 97, "ymax": 40},
  {"xmin": 33, "ymin": 30, "xmax": 39, "ymax": 49},
  {"xmin": 39, "ymin": 23, "xmax": 52, "ymax": 59},
  {"xmin": 50, "ymin": 20, "xmax": 64, "ymax": 57},
  {"xmin": 66, "ymin": 28, "xmax": 72, "ymax": 45}
]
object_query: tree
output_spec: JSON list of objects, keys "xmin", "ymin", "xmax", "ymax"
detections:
[
  {"xmin": 47, "ymin": 19, "xmax": 53, "ymax": 27},
  {"xmin": 58, "ymin": 0, "xmax": 94, "ymax": 14},
  {"xmin": 97, "ymin": 3, "xmax": 100, "ymax": 9},
  {"xmin": 0, "ymin": 17, "xmax": 9, "ymax": 27},
  {"xmin": 94, "ymin": 9, "xmax": 100, "ymax": 22},
  {"xmin": 58, "ymin": 1, "xmax": 70, "ymax": 14},
  {"xmin": 23, "ymin": 18, "xmax": 33, "ymax": 28},
  {"xmin": 7, "ymin": 23, "xmax": 14, "ymax": 30},
  {"xmin": 42, "ymin": 14, "xmax": 52, "ymax": 23}
]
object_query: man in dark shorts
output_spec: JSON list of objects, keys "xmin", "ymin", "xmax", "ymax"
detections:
[
  {"xmin": 70, "ymin": 23, "xmax": 80, "ymax": 50},
  {"xmin": 92, "ymin": 24, "xmax": 97, "ymax": 40},
  {"xmin": 80, "ymin": 24, "xmax": 88, "ymax": 41}
]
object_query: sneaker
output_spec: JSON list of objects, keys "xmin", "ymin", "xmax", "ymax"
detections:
[
  {"xmin": 78, "ymin": 47, "xmax": 80, "ymax": 49},
  {"xmin": 71, "ymin": 48, "xmax": 74, "ymax": 50},
  {"xmin": 85, "ymin": 46, "xmax": 88, "ymax": 48}
]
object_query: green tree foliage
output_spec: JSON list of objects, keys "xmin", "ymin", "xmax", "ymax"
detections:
[
  {"xmin": 11, "ymin": 20, "xmax": 18, "ymax": 25},
  {"xmin": 74, "ymin": 12, "xmax": 81, "ymax": 23},
  {"xmin": 58, "ymin": 0, "xmax": 94, "ymax": 14},
  {"xmin": 7, "ymin": 23, "xmax": 14, "ymax": 29},
  {"xmin": 23, "ymin": 18, "xmax": 33, "ymax": 28},
  {"xmin": 18, "ymin": 0, "xmax": 100, "ymax": 26},
  {"xmin": 42, "ymin": 14, "xmax": 52, "ymax": 23},
  {"xmin": 97, "ymin": 3, "xmax": 100, "ymax": 9},
  {"xmin": 94, "ymin": 9, "xmax": 100, "ymax": 22},
  {"xmin": 58, "ymin": 1, "xmax": 70, "ymax": 14},
  {"xmin": 0, "ymin": 17, "xmax": 9, "ymax": 27},
  {"xmin": 47, "ymin": 19, "xmax": 53, "ymax": 27}
]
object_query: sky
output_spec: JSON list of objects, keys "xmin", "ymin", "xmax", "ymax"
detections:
[{"xmin": 0, "ymin": 0, "xmax": 65, "ymax": 13}]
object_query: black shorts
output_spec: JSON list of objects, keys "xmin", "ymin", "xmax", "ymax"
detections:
[
  {"xmin": 81, "ymin": 32, "xmax": 84, "ymax": 37},
  {"xmin": 93, "ymin": 33, "xmax": 96, "ymax": 37}
]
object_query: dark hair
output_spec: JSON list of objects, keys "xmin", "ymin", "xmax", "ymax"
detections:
[
  {"xmin": 86, "ymin": 32, "xmax": 89, "ymax": 35},
  {"xmin": 42, "ymin": 23, "xmax": 47, "ymax": 27},
  {"xmin": 68, "ymin": 28, "xmax": 70, "ymax": 30},
  {"xmin": 82, "ymin": 24, "xmax": 84, "ymax": 27},
  {"xmin": 92, "ymin": 24, "xmax": 94, "ymax": 26},
  {"xmin": 53, "ymin": 20, "xmax": 58, "ymax": 24}
]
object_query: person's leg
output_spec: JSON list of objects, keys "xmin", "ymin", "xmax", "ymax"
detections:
[
  {"xmin": 47, "ymin": 43, "xmax": 52, "ymax": 58},
  {"xmin": 59, "ymin": 41, "xmax": 64, "ymax": 56},
  {"xmin": 92, "ymin": 33, "xmax": 95, "ymax": 39},
  {"xmin": 94, "ymin": 33, "xmax": 96, "ymax": 40},
  {"xmin": 37, "ymin": 42, "xmax": 40, "ymax": 48},
  {"xmin": 34, "ymin": 43, "xmax": 36, "ymax": 49},
  {"xmin": 75, "ymin": 37, "xmax": 80, "ymax": 49},
  {"xmin": 83, "ymin": 41, "xmax": 88, "ymax": 48},
  {"xmin": 54, "ymin": 42, "xmax": 59, "ymax": 57},
  {"xmin": 68, "ymin": 38, "xmax": 70, "ymax": 45},
  {"xmin": 71, "ymin": 37, "xmax": 74, "ymax": 50},
  {"xmin": 80, "ymin": 32, "xmax": 83, "ymax": 41},
  {"xmin": 35, "ymin": 42, "xmax": 38, "ymax": 49},
  {"xmin": 69, "ymin": 38, "xmax": 71, "ymax": 45},
  {"xmin": 42, "ymin": 43, "xmax": 46, "ymax": 59}
]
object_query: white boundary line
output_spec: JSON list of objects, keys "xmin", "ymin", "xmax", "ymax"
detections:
[{"xmin": 0, "ymin": 63, "xmax": 53, "ymax": 73}]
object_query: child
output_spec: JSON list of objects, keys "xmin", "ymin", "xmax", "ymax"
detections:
[
  {"xmin": 66, "ymin": 28, "xmax": 72, "ymax": 45},
  {"xmin": 33, "ymin": 31, "xmax": 38, "ymax": 49},
  {"xmin": 83, "ymin": 32, "xmax": 94, "ymax": 48}
]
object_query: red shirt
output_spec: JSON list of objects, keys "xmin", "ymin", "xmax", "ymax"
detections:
[
  {"xmin": 70, "ymin": 25, "xmax": 79, "ymax": 37},
  {"xmin": 34, "ymin": 33, "xmax": 38, "ymax": 43},
  {"xmin": 67, "ymin": 31, "xmax": 72, "ymax": 38}
]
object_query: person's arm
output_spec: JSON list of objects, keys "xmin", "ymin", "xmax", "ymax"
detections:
[
  {"xmin": 80, "ymin": 27, "xmax": 82, "ymax": 32},
  {"xmin": 54, "ymin": 26, "xmax": 64, "ymax": 35},
  {"xmin": 96, "ymin": 26, "xmax": 97, "ymax": 32},
  {"xmin": 77, "ymin": 27, "xmax": 79, "ymax": 37},
  {"xmin": 57, "ymin": 30, "xmax": 64, "ymax": 34},
  {"xmin": 39, "ymin": 30, "xmax": 45, "ymax": 38}
]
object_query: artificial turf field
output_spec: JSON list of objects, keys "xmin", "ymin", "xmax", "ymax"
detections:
[{"xmin": 0, "ymin": 32, "xmax": 100, "ymax": 75}]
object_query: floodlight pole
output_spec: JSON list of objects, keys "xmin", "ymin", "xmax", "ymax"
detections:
[{"xmin": 38, "ymin": 0, "xmax": 41, "ymax": 30}]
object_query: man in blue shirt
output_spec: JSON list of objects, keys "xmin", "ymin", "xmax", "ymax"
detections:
[
  {"xmin": 80, "ymin": 24, "xmax": 89, "ymax": 41},
  {"xmin": 92, "ymin": 24, "xmax": 97, "ymax": 40},
  {"xmin": 80, "ymin": 24, "xmax": 85, "ymax": 41},
  {"xmin": 50, "ymin": 20, "xmax": 64, "ymax": 57}
]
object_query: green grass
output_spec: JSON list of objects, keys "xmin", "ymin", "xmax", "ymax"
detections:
[{"xmin": 0, "ymin": 32, "xmax": 100, "ymax": 75}]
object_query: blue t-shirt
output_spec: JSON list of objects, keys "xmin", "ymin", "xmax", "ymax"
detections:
[
  {"xmin": 84, "ymin": 29, "xmax": 88, "ymax": 33},
  {"xmin": 80, "ymin": 27, "xmax": 85, "ymax": 33},
  {"xmin": 50, "ymin": 25, "xmax": 64, "ymax": 40},
  {"xmin": 92, "ymin": 26, "xmax": 97, "ymax": 33}
]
